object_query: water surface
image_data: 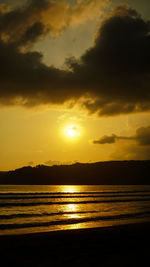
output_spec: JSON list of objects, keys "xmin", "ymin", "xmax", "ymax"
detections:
[{"xmin": 0, "ymin": 185, "xmax": 150, "ymax": 235}]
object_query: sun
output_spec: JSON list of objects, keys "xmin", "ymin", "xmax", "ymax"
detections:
[
  {"xmin": 63, "ymin": 124, "xmax": 81, "ymax": 140},
  {"xmin": 66, "ymin": 126, "xmax": 77, "ymax": 137}
]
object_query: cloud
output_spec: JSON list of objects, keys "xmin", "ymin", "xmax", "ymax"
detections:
[
  {"xmin": 0, "ymin": 0, "xmax": 105, "ymax": 48},
  {"xmin": 0, "ymin": 4, "xmax": 150, "ymax": 116},
  {"xmin": 70, "ymin": 4, "xmax": 150, "ymax": 116},
  {"xmin": 0, "ymin": 3, "xmax": 10, "ymax": 13},
  {"xmin": 28, "ymin": 161, "xmax": 34, "ymax": 165},
  {"xmin": 93, "ymin": 134, "xmax": 117, "ymax": 144},
  {"xmin": 92, "ymin": 125, "xmax": 150, "ymax": 146},
  {"xmin": 93, "ymin": 125, "xmax": 150, "ymax": 160},
  {"xmin": 136, "ymin": 126, "xmax": 150, "ymax": 146},
  {"xmin": 44, "ymin": 160, "xmax": 74, "ymax": 165},
  {"xmin": 111, "ymin": 143, "xmax": 150, "ymax": 161},
  {"xmin": 44, "ymin": 160, "xmax": 60, "ymax": 166}
]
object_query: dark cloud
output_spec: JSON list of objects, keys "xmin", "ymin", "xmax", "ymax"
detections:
[
  {"xmin": 0, "ymin": 0, "xmax": 48, "ymax": 48},
  {"xmin": 0, "ymin": 0, "xmax": 25, "ymax": 6},
  {"xmin": 94, "ymin": 124, "xmax": 150, "ymax": 160},
  {"xmin": 0, "ymin": 41, "xmax": 77, "ymax": 106},
  {"xmin": 136, "ymin": 126, "xmax": 150, "ymax": 146},
  {"xmin": 0, "ymin": 4, "xmax": 150, "ymax": 116},
  {"xmin": 92, "ymin": 134, "xmax": 133, "ymax": 144},
  {"xmin": 93, "ymin": 134, "xmax": 117, "ymax": 144},
  {"xmin": 0, "ymin": 0, "xmax": 105, "ymax": 48},
  {"xmin": 70, "ymin": 4, "xmax": 150, "ymax": 116},
  {"xmin": 92, "ymin": 125, "xmax": 150, "ymax": 146}
]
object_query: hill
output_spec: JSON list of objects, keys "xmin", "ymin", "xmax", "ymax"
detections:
[{"xmin": 0, "ymin": 161, "xmax": 150, "ymax": 185}]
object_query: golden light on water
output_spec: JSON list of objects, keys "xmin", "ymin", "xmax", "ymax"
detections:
[
  {"xmin": 66, "ymin": 204, "xmax": 80, "ymax": 219},
  {"xmin": 67, "ymin": 204, "xmax": 77, "ymax": 212},
  {"xmin": 62, "ymin": 186, "xmax": 80, "ymax": 219},
  {"xmin": 61, "ymin": 185, "xmax": 80, "ymax": 193}
]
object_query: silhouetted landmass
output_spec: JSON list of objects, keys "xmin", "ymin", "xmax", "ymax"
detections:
[{"xmin": 0, "ymin": 161, "xmax": 150, "ymax": 185}]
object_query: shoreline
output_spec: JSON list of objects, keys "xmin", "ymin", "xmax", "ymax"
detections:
[
  {"xmin": 0, "ymin": 220, "xmax": 150, "ymax": 239},
  {"xmin": 1, "ymin": 222, "xmax": 150, "ymax": 266}
]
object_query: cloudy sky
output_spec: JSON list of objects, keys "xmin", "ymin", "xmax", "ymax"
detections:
[{"xmin": 0, "ymin": 0, "xmax": 150, "ymax": 170}]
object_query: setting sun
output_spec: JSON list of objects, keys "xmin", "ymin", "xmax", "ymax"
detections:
[
  {"xmin": 63, "ymin": 124, "xmax": 81, "ymax": 140},
  {"xmin": 0, "ymin": 0, "xmax": 150, "ymax": 263}
]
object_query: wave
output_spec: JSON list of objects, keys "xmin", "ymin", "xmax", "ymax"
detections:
[
  {"xmin": 1, "ymin": 193, "xmax": 150, "ymax": 200},
  {"xmin": 0, "ymin": 211, "xmax": 97, "ymax": 220},
  {"xmin": 0, "ymin": 211, "xmax": 150, "ymax": 230},
  {"xmin": 1, "ymin": 197, "xmax": 150, "ymax": 207},
  {"xmin": 0, "ymin": 190, "xmax": 150, "ymax": 196}
]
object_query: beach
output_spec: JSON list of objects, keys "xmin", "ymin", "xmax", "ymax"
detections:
[{"xmin": 0, "ymin": 222, "xmax": 150, "ymax": 266}]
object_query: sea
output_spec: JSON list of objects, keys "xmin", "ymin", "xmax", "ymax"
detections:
[{"xmin": 0, "ymin": 185, "xmax": 150, "ymax": 235}]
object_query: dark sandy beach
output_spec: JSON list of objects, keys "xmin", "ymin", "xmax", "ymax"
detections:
[{"xmin": 0, "ymin": 222, "xmax": 150, "ymax": 266}]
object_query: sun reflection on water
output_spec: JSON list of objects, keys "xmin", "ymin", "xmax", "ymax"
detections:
[
  {"xmin": 67, "ymin": 204, "xmax": 76, "ymax": 211},
  {"xmin": 60, "ymin": 185, "xmax": 80, "ymax": 193},
  {"xmin": 60, "ymin": 186, "xmax": 81, "ymax": 218},
  {"xmin": 66, "ymin": 203, "xmax": 80, "ymax": 218}
]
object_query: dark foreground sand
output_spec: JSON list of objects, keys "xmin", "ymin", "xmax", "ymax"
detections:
[{"xmin": 0, "ymin": 222, "xmax": 150, "ymax": 267}]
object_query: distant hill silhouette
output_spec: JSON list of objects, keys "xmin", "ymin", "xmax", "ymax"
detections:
[{"xmin": 0, "ymin": 161, "xmax": 150, "ymax": 185}]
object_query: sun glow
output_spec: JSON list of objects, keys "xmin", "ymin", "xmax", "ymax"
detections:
[{"xmin": 63, "ymin": 124, "xmax": 81, "ymax": 140}]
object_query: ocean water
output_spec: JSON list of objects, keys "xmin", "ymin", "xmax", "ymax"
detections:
[{"xmin": 0, "ymin": 185, "xmax": 150, "ymax": 235}]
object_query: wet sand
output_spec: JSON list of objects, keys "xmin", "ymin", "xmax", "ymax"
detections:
[{"xmin": 0, "ymin": 222, "xmax": 150, "ymax": 266}]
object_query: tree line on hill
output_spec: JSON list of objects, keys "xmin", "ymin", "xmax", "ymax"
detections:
[{"xmin": 0, "ymin": 161, "xmax": 150, "ymax": 185}]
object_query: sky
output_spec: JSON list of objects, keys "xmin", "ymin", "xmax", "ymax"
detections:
[{"xmin": 0, "ymin": 0, "xmax": 150, "ymax": 171}]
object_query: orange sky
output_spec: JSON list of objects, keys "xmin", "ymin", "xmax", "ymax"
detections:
[{"xmin": 0, "ymin": 0, "xmax": 150, "ymax": 170}]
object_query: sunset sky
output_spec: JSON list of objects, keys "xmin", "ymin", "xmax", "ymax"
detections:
[{"xmin": 0, "ymin": 0, "xmax": 150, "ymax": 171}]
